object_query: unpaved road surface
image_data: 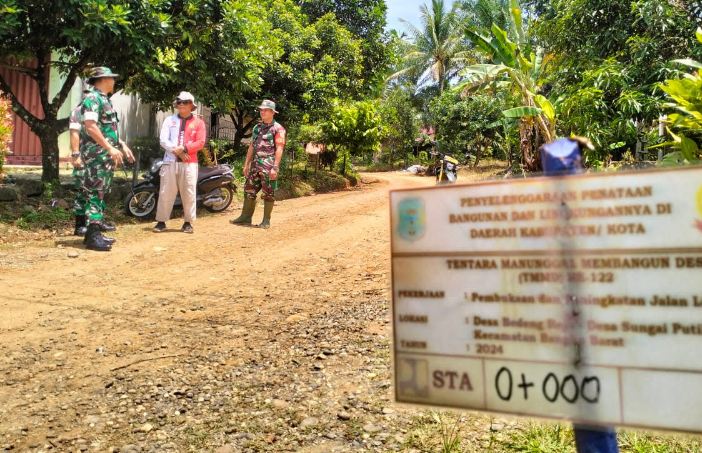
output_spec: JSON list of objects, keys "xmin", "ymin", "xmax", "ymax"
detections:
[{"xmin": 0, "ymin": 172, "xmax": 505, "ymax": 453}]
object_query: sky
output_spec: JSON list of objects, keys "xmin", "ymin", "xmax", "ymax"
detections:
[{"xmin": 385, "ymin": 0, "xmax": 426, "ymax": 34}]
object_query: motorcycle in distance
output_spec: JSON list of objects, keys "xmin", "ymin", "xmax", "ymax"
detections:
[
  {"xmin": 124, "ymin": 160, "xmax": 236, "ymax": 219},
  {"xmin": 429, "ymin": 145, "xmax": 459, "ymax": 184}
]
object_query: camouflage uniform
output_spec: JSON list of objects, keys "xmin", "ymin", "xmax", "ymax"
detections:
[
  {"xmin": 69, "ymin": 104, "xmax": 87, "ymax": 217},
  {"xmin": 244, "ymin": 121, "xmax": 286, "ymax": 201},
  {"xmin": 80, "ymin": 87, "xmax": 119, "ymax": 223}
]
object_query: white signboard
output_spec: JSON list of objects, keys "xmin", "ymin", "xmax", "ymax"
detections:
[{"xmin": 390, "ymin": 167, "xmax": 702, "ymax": 433}]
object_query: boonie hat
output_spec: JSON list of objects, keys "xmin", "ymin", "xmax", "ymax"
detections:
[
  {"xmin": 88, "ymin": 66, "xmax": 119, "ymax": 82},
  {"xmin": 175, "ymin": 91, "xmax": 197, "ymax": 111},
  {"xmin": 258, "ymin": 99, "xmax": 278, "ymax": 113}
]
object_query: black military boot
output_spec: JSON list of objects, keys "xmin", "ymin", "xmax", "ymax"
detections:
[
  {"xmin": 98, "ymin": 220, "xmax": 116, "ymax": 232},
  {"xmin": 73, "ymin": 215, "xmax": 87, "ymax": 236},
  {"xmin": 83, "ymin": 229, "xmax": 116, "ymax": 245},
  {"xmin": 84, "ymin": 223, "xmax": 112, "ymax": 252}
]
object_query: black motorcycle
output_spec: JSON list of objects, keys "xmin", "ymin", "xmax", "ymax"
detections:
[
  {"xmin": 429, "ymin": 149, "xmax": 459, "ymax": 184},
  {"xmin": 124, "ymin": 160, "xmax": 236, "ymax": 219}
]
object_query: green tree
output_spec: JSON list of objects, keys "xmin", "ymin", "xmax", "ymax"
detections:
[
  {"xmin": 389, "ymin": 0, "xmax": 473, "ymax": 93},
  {"xmin": 379, "ymin": 87, "xmax": 420, "ymax": 165},
  {"xmin": 299, "ymin": 0, "xmax": 389, "ymax": 94},
  {"xmin": 0, "ymin": 0, "xmax": 172, "ymax": 181},
  {"xmin": 321, "ymin": 100, "xmax": 384, "ymax": 162},
  {"xmin": 128, "ymin": 0, "xmax": 278, "ymax": 140},
  {"xmin": 429, "ymin": 90, "xmax": 505, "ymax": 167},
  {"xmin": 653, "ymin": 29, "xmax": 702, "ymax": 165},
  {"xmin": 534, "ymin": 0, "xmax": 700, "ymax": 161},
  {"xmin": 219, "ymin": 0, "xmax": 368, "ymax": 153},
  {"xmin": 457, "ymin": 0, "xmax": 510, "ymax": 32},
  {"xmin": 461, "ymin": 0, "xmax": 555, "ymax": 170}
]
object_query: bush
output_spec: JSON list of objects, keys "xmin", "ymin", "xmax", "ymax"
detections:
[
  {"xmin": 334, "ymin": 148, "xmax": 359, "ymax": 182},
  {"xmin": 209, "ymin": 138, "xmax": 243, "ymax": 166},
  {"xmin": 198, "ymin": 147, "xmax": 214, "ymax": 167},
  {"xmin": 16, "ymin": 206, "xmax": 72, "ymax": 230},
  {"xmin": 0, "ymin": 92, "xmax": 13, "ymax": 178},
  {"xmin": 130, "ymin": 136, "xmax": 162, "ymax": 168}
]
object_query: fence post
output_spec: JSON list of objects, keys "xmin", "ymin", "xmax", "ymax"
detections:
[{"xmin": 541, "ymin": 138, "xmax": 620, "ymax": 453}]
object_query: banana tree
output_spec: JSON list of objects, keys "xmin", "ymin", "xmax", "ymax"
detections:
[
  {"xmin": 459, "ymin": 0, "xmax": 554, "ymax": 171},
  {"xmin": 652, "ymin": 28, "xmax": 702, "ymax": 165}
]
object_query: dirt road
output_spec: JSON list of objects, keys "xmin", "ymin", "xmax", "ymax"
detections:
[{"xmin": 5, "ymin": 172, "xmax": 494, "ymax": 452}]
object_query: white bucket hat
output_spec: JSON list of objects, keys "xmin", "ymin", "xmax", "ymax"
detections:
[{"xmin": 174, "ymin": 91, "xmax": 197, "ymax": 111}]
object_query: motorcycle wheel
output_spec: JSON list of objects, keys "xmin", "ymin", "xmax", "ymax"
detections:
[
  {"xmin": 124, "ymin": 188, "xmax": 158, "ymax": 218},
  {"xmin": 203, "ymin": 186, "xmax": 234, "ymax": 213}
]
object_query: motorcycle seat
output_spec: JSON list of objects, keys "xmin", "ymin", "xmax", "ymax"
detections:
[{"xmin": 199, "ymin": 165, "xmax": 230, "ymax": 178}]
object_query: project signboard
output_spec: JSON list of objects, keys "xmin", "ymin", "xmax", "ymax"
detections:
[{"xmin": 390, "ymin": 167, "xmax": 702, "ymax": 432}]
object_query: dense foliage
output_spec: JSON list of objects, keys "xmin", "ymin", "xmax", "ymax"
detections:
[
  {"xmin": 535, "ymin": 0, "xmax": 701, "ymax": 164},
  {"xmin": 655, "ymin": 29, "xmax": 702, "ymax": 165},
  {"xmin": 2, "ymin": 0, "xmax": 701, "ymax": 179},
  {"xmin": 0, "ymin": 0, "xmax": 175, "ymax": 180},
  {"xmin": 428, "ymin": 91, "xmax": 505, "ymax": 166},
  {"xmin": 0, "ymin": 0, "xmax": 389, "ymax": 180},
  {"xmin": 386, "ymin": 0, "xmax": 702, "ymax": 171}
]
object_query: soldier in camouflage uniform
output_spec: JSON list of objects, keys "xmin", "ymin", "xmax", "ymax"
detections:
[
  {"xmin": 70, "ymin": 90, "xmax": 118, "ymax": 243},
  {"xmin": 69, "ymin": 100, "xmax": 88, "ymax": 236},
  {"xmin": 230, "ymin": 100, "xmax": 285, "ymax": 229},
  {"xmin": 79, "ymin": 67, "xmax": 134, "ymax": 251}
]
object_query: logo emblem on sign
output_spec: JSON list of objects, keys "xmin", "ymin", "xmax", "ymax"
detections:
[
  {"xmin": 397, "ymin": 197, "xmax": 426, "ymax": 241},
  {"xmin": 695, "ymin": 187, "xmax": 702, "ymax": 232},
  {"xmin": 397, "ymin": 357, "xmax": 429, "ymax": 398}
]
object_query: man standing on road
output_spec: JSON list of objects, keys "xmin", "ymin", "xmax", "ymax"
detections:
[
  {"xmin": 230, "ymin": 99, "xmax": 285, "ymax": 229},
  {"xmin": 69, "ymin": 93, "xmax": 89, "ymax": 237},
  {"xmin": 71, "ymin": 87, "xmax": 128, "ymax": 242},
  {"xmin": 153, "ymin": 91, "xmax": 206, "ymax": 234},
  {"xmin": 80, "ymin": 67, "xmax": 134, "ymax": 251}
]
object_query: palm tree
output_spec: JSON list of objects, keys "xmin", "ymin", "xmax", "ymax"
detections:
[
  {"xmin": 388, "ymin": 0, "xmax": 472, "ymax": 93},
  {"xmin": 458, "ymin": 0, "xmax": 510, "ymax": 32}
]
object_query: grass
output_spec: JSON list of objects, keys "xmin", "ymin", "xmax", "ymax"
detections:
[
  {"xmin": 617, "ymin": 430, "xmax": 702, "ymax": 453},
  {"xmin": 15, "ymin": 206, "xmax": 73, "ymax": 230},
  {"xmin": 401, "ymin": 413, "xmax": 702, "ymax": 453},
  {"xmin": 497, "ymin": 422, "xmax": 574, "ymax": 453},
  {"xmin": 404, "ymin": 411, "xmax": 477, "ymax": 453},
  {"xmin": 275, "ymin": 163, "xmax": 352, "ymax": 200},
  {"xmin": 494, "ymin": 422, "xmax": 702, "ymax": 453}
]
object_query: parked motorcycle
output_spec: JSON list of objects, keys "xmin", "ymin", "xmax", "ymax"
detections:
[
  {"xmin": 124, "ymin": 160, "xmax": 236, "ymax": 219},
  {"xmin": 430, "ymin": 149, "xmax": 459, "ymax": 184}
]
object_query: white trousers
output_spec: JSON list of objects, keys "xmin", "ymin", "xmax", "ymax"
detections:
[{"xmin": 155, "ymin": 162, "xmax": 198, "ymax": 223}]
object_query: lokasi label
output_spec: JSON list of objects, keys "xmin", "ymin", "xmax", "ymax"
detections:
[{"xmin": 390, "ymin": 166, "xmax": 702, "ymax": 433}]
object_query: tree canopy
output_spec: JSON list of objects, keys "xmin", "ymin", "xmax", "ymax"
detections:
[{"xmin": 0, "ymin": 0, "xmax": 172, "ymax": 180}]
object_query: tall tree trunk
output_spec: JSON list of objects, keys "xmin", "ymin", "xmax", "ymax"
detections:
[
  {"xmin": 230, "ymin": 108, "xmax": 255, "ymax": 158},
  {"xmin": 473, "ymin": 143, "xmax": 481, "ymax": 169},
  {"xmin": 232, "ymin": 122, "xmax": 244, "ymax": 156},
  {"xmin": 519, "ymin": 117, "xmax": 541, "ymax": 172},
  {"xmin": 37, "ymin": 125, "xmax": 60, "ymax": 182}
]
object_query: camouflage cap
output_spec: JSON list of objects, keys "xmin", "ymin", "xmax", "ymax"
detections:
[
  {"xmin": 258, "ymin": 99, "xmax": 278, "ymax": 113},
  {"xmin": 88, "ymin": 66, "xmax": 119, "ymax": 81}
]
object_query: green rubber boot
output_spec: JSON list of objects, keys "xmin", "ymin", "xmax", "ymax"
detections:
[
  {"xmin": 258, "ymin": 200, "xmax": 274, "ymax": 229},
  {"xmin": 230, "ymin": 197, "xmax": 256, "ymax": 225}
]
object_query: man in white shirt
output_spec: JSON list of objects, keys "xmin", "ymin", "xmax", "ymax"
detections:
[{"xmin": 154, "ymin": 91, "xmax": 206, "ymax": 233}]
